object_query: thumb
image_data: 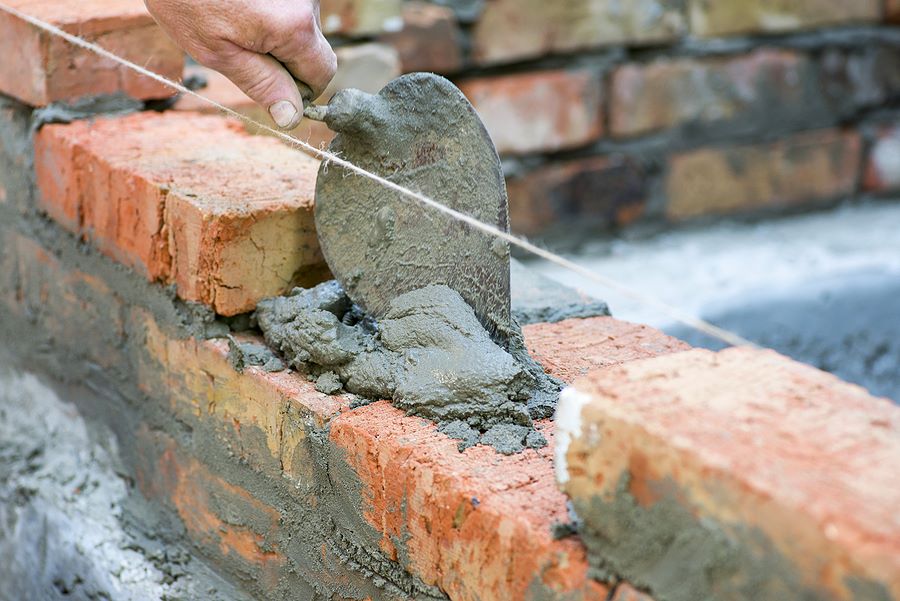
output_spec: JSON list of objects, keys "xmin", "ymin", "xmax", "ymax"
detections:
[{"xmin": 213, "ymin": 49, "xmax": 306, "ymax": 130}]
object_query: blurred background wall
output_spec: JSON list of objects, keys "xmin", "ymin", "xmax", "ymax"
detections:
[{"xmin": 183, "ymin": 0, "xmax": 900, "ymax": 243}]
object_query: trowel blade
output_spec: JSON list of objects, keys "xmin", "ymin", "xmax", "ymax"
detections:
[{"xmin": 314, "ymin": 73, "xmax": 512, "ymax": 340}]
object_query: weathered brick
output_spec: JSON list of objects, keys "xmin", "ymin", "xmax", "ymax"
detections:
[
  {"xmin": 471, "ymin": 0, "xmax": 686, "ymax": 66},
  {"xmin": 320, "ymin": 0, "xmax": 403, "ymax": 36},
  {"xmin": 688, "ymin": 0, "xmax": 882, "ymax": 37},
  {"xmin": 379, "ymin": 1, "xmax": 463, "ymax": 75},
  {"xmin": 665, "ymin": 129, "xmax": 861, "ymax": 220},
  {"xmin": 458, "ymin": 70, "xmax": 604, "ymax": 155},
  {"xmin": 507, "ymin": 156, "xmax": 646, "ymax": 236},
  {"xmin": 864, "ymin": 124, "xmax": 900, "ymax": 192},
  {"xmin": 610, "ymin": 49, "xmax": 814, "ymax": 138},
  {"xmin": 135, "ymin": 427, "xmax": 286, "ymax": 590},
  {"xmin": 329, "ymin": 317, "xmax": 686, "ymax": 600},
  {"xmin": 34, "ymin": 111, "xmax": 326, "ymax": 315},
  {"xmin": 559, "ymin": 347, "xmax": 900, "ymax": 600},
  {"xmin": 0, "ymin": 0, "xmax": 183, "ymax": 106}
]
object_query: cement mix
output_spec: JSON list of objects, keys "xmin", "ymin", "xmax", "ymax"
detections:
[{"xmin": 0, "ymin": 359, "xmax": 253, "ymax": 601}]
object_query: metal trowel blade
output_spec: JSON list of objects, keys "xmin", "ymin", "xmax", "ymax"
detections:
[{"xmin": 312, "ymin": 73, "xmax": 512, "ymax": 342}]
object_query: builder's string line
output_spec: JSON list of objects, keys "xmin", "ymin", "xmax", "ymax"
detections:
[{"xmin": 0, "ymin": 2, "xmax": 754, "ymax": 348}]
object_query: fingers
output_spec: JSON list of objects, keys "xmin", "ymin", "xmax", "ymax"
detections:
[
  {"xmin": 211, "ymin": 48, "xmax": 306, "ymax": 130},
  {"xmin": 276, "ymin": 29, "xmax": 337, "ymax": 100}
]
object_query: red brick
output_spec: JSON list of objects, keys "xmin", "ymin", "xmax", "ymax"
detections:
[
  {"xmin": 864, "ymin": 124, "xmax": 900, "ymax": 192},
  {"xmin": 135, "ymin": 427, "xmax": 285, "ymax": 589},
  {"xmin": 320, "ymin": 0, "xmax": 403, "ymax": 36},
  {"xmin": 689, "ymin": 0, "xmax": 882, "ymax": 37},
  {"xmin": 560, "ymin": 347, "xmax": 900, "ymax": 600},
  {"xmin": 471, "ymin": 0, "xmax": 686, "ymax": 67},
  {"xmin": 665, "ymin": 129, "xmax": 861, "ymax": 220},
  {"xmin": 0, "ymin": 0, "xmax": 183, "ymax": 106},
  {"xmin": 610, "ymin": 49, "xmax": 812, "ymax": 137},
  {"xmin": 507, "ymin": 156, "xmax": 647, "ymax": 236},
  {"xmin": 379, "ymin": 1, "xmax": 463, "ymax": 75},
  {"xmin": 458, "ymin": 70, "xmax": 604, "ymax": 155},
  {"xmin": 34, "ymin": 111, "xmax": 326, "ymax": 315},
  {"xmin": 329, "ymin": 317, "xmax": 686, "ymax": 600}
]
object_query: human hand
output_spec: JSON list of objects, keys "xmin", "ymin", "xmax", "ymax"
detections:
[{"xmin": 146, "ymin": 0, "xmax": 337, "ymax": 130}]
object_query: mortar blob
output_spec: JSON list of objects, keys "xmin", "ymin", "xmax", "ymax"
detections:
[{"xmin": 255, "ymin": 281, "xmax": 560, "ymax": 454}]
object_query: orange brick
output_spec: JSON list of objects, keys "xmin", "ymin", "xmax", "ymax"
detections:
[
  {"xmin": 665, "ymin": 129, "xmax": 861, "ymax": 220},
  {"xmin": 689, "ymin": 0, "xmax": 882, "ymax": 37},
  {"xmin": 135, "ymin": 427, "xmax": 285, "ymax": 588},
  {"xmin": 864, "ymin": 124, "xmax": 900, "ymax": 192},
  {"xmin": 34, "ymin": 111, "xmax": 326, "ymax": 315},
  {"xmin": 458, "ymin": 70, "xmax": 604, "ymax": 155},
  {"xmin": 610, "ymin": 50, "xmax": 812, "ymax": 137},
  {"xmin": 329, "ymin": 317, "xmax": 686, "ymax": 601},
  {"xmin": 471, "ymin": 0, "xmax": 686, "ymax": 66},
  {"xmin": 506, "ymin": 156, "xmax": 646, "ymax": 236},
  {"xmin": 0, "ymin": 0, "xmax": 183, "ymax": 106},
  {"xmin": 320, "ymin": 0, "xmax": 402, "ymax": 36},
  {"xmin": 561, "ymin": 347, "xmax": 900, "ymax": 600},
  {"xmin": 379, "ymin": 1, "xmax": 463, "ymax": 75}
]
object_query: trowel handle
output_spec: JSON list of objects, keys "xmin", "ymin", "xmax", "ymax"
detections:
[{"xmin": 295, "ymin": 79, "xmax": 330, "ymax": 122}]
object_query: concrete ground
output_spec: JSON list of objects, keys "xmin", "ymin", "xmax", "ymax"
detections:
[{"xmin": 527, "ymin": 201, "xmax": 900, "ymax": 402}]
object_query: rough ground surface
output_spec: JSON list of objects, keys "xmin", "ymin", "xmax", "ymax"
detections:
[{"xmin": 0, "ymin": 357, "xmax": 252, "ymax": 601}]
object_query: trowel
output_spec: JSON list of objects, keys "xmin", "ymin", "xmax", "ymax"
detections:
[{"xmin": 300, "ymin": 73, "xmax": 513, "ymax": 343}]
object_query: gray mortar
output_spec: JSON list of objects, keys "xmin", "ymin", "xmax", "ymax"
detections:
[
  {"xmin": 573, "ymin": 472, "xmax": 892, "ymax": 601},
  {"xmin": 510, "ymin": 259, "xmax": 610, "ymax": 325},
  {"xmin": 255, "ymin": 281, "xmax": 561, "ymax": 454},
  {"xmin": 0, "ymin": 357, "xmax": 253, "ymax": 601}
]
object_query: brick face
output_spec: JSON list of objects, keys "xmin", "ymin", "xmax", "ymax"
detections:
[
  {"xmin": 561, "ymin": 347, "xmax": 900, "ymax": 600},
  {"xmin": 379, "ymin": 1, "xmax": 463, "ymax": 75},
  {"xmin": 507, "ymin": 156, "xmax": 646, "ymax": 235},
  {"xmin": 0, "ymin": 0, "xmax": 183, "ymax": 106},
  {"xmin": 34, "ymin": 112, "xmax": 326, "ymax": 315},
  {"xmin": 458, "ymin": 70, "xmax": 604, "ymax": 155},
  {"xmin": 890, "ymin": 0, "xmax": 900, "ymax": 23},
  {"xmin": 610, "ymin": 49, "xmax": 814, "ymax": 138},
  {"xmin": 320, "ymin": 0, "xmax": 403, "ymax": 36},
  {"xmin": 471, "ymin": 0, "xmax": 686, "ymax": 66},
  {"xmin": 665, "ymin": 129, "xmax": 861, "ymax": 220},
  {"xmin": 688, "ymin": 0, "xmax": 882, "ymax": 37}
]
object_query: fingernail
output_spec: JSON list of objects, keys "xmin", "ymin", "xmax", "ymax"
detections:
[{"xmin": 269, "ymin": 100, "xmax": 298, "ymax": 129}]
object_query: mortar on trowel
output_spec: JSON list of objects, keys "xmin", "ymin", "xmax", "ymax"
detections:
[{"xmin": 254, "ymin": 73, "xmax": 560, "ymax": 454}]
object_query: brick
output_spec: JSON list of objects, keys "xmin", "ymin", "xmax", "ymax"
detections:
[
  {"xmin": 688, "ymin": 0, "xmax": 882, "ymax": 37},
  {"xmin": 471, "ymin": 0, "xmax": 686, "ymax": 66},
  {"xmin": 507, "ymin": 156, "xmax": 646, "ymax": 236},
  {"xmin": 610, "ymin": 49, "xmax": 814, "ymax": 138},
  {"xmin": 320, "ymin": 43, "xmax": 401, "ymax": 102},
  {"xmin": 864, "ymin": 124, "xmax": 900, "ymax": 192},
  {"xmin": 379, "ymin": 1, "xmax": 463, "ymax": 75},
  {"xmin": 0, "ymin": 0, "xmax": 183, "ymax": 106},
  {"xmin": 611, "ymin": 584, "xmax": 655, "ymax": 601},
  {"xmin": 559, "ymin": 347, "xmax": 900, "ymax": 600},
  {"xmin": 34, "ymin": 111, "xmax": 327, "ymax": 315},
  {"xmin": 458, "ymin": 70, "xmax": 604, "ymax": 155},
  {"xmin": 665, "ymin": 129, "xmax": 861, "ymax": 220},
  {"xmin": 320, "ymin": 0, "xmax": 403, "ymax": 36},
  {"xmin": 329, "ymin": 317, "xmax": 686, "ymax": 600},
  {"xmin": 135, "ymin": 427, "xmax": 286, "ymax": 589}
]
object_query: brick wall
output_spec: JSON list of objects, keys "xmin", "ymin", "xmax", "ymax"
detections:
[
  {"xmin": 0, "ymin": 2, "xmax": 899, "ymax": 601},
  {"xmin": 160, "ymin": 0, "xmax": 900, "ymax": 237}
]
